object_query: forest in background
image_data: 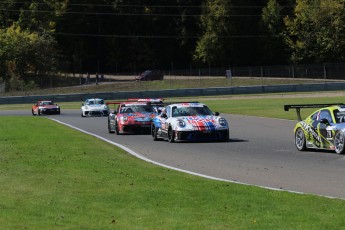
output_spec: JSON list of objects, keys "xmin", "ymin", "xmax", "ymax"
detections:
[{"xmin": 0, "ymin": 0, "xmax": 345, "ymax": 90}]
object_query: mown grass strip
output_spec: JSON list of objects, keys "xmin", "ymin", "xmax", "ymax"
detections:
[
  {"xmin": 1, "ymin": 116, "xmax": 345, "ymax": 229},
  {"xmin": 2, "ymin": 92, "xmax": 344, "ymax": 121},
  {"xmin": 0, "ymin": 77, "xmax": 330, "ymax": 97}
]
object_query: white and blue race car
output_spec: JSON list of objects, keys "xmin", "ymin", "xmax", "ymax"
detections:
[
  {"xmin": 151, "ymin": 102, "xmax": 229, "ymax": 142},
  {"xmin": 81, "ymin": 98, "xmax": 109, "ymax": 117}
]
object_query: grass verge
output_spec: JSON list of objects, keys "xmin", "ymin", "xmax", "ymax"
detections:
[
  {"xmin": 2, "ymin": 92, "xmax": 344, "ymax": 121},
  {"xmin": 1, "ymin": 116, "xmax": 345, "ymax": 229},
  {"xmin": 1, "ymin": 77, "xmax": 333, "ymax": 96}
]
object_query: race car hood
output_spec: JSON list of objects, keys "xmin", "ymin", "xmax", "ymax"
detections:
[
  {"xmin": 121, "ymin": 112, "xmax": 156, "ymax": 121},
  {"xmin": 39, "ymin": 105, "xmax": 58, "ymax": 109},
  {"xmin": 182, "ymin": 115, "xmax": 223, "ymax": 131},
  {"xmin": 86, "ymin": 104, "xmax": 107, "ymax": 110}
]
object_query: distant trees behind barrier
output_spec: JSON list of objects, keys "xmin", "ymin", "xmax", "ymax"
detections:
[{"xmin": 1, "ymin": 1, "xmax": 345, "ymax": 91}]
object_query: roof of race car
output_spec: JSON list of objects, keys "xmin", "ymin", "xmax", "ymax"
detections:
[
  {"xmin": 38, "ymin": 100, "xmax": 53, "ymax": 103},
  {"xmin": 127, "ymin": 98, "xmax": 164, "ymax": 103},
  {"xmin": 167, "ymin": 102, "xmax": 203, "ymax": 107},
  {"xmin": 106, "ymin": 98, "xmax": 164, "ymax": 106},
  {"xmin": 337, "ymin": 105, "xmax": 345, "ymax": 111},
  {"xmin": 85, "ymin": 98, "xmax": 104, "ymax": 101}
]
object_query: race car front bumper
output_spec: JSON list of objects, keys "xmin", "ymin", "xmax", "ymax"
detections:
[
  {"xmin": 121, "ymin": 123, "xmax": 152, "ymax": 134},
  {"xmin": 40, "ymin": 108, "xmax": 60, "ymax": 114},
  {"xmin": 174, "ymin": 129, "xmax": 229, "ymax": 141},
  {"xmin": 84, "ymin": 110, "xmax": 109, "ymax": 116}
]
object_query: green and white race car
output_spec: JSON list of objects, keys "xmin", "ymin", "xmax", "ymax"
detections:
[{"xmin": 285, "ymin": 103, "xmax": 345, "ymax": 154}]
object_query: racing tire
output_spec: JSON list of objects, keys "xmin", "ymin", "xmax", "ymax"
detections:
[
  {"xmin": 81, "ymin": 112, "xmax": 85, "ymax": 117},
  {"xmin": 38, "ymin": 109, "xmax": 41, "ymax": 116},
  {"xmin": 221, "ymin": 130, "xmax": 230, "ymax": 142},
  {"xmin": 151, "ymin": 124, "xmax": 158, "ymax": 141},
  {"xmin": 334, "ymin": 131, "xmax": 345, "ymax": 154},
  {"xmin": 108, "ymin": 121, "xmax": 114, "ymax": 134},
  {"xmin": 115, "ymin": 122, "xmax": 120, "ymax": 135},
  {"xmin": 295, "ymin": 128, "xmax": 306, "ymax": 151},
  {"xmin": 32, "ymin": 110, "xmax": 35, "ymax": 116},
  {"xmin": 168, "ymin": 127, "xmax": 175, "ymax": 143}
]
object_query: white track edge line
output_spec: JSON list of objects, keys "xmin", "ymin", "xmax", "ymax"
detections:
[{"xmin": 50, "ymin": 118, "xmax": 343, "ymax": 200}]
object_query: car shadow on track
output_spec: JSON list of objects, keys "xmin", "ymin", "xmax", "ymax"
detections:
[
  {"xmin": 155, "ymin": 138, "xmax": 248, "ymax": 144},
  {"xmin": 229, "ymin": 138, "xmax": 248, "ymax": 143}
]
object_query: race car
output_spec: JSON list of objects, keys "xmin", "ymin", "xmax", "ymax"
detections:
[
  {"xmin": 107, "ymin": 98, "xmax": 164, "ymax": 134},
  {"xmin": 151, "ymin": 102, "xmax": 229, "ymax": 142},
  {"xmin": 284, "ymin": 103, "xmax": 345, "ymax": 154},
  {"xmin": 32, "ymin": 100, "xmax": 61, "ymax": 115},
  {"xmin": 81, "ymin": 98, "xmax": 109, "ymax": 117}
]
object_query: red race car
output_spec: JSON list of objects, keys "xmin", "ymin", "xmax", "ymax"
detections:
[
  {"xmin": 32, "ymin": 100, "xmax": 61, "ymax": 115},
  {"xmin": 107, "ymin": 98, "xmax": 164, "ymax": 134}
]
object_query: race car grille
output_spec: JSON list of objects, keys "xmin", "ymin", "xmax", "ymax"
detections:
[
  {"xmin": 42, "ymin": 108, "xmax": 60, "ymax": 114},
  {"xmin": 123, "ymin": 125, "xmax": 151, "ymax": 134},
  {"xmin": 90, "ymin": 111, "xmax": 102, "ymax": 116}
]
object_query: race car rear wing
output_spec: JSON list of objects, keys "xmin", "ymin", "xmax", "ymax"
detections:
[
  {"xmin": 284, "ymin": 103, "xmax": 344, "ymax": 121},
  {"xmin": 127, "ymin": 98, "xmax": 165, "ymax": 103}
]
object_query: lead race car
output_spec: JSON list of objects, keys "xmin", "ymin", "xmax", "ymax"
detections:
[
  {"xmin": 107, "ymin": 98, "xmax": 164, "ymax": 134},
  {"xmin": 284, "ymin": 103, "xmax": 345, "ymax": 154},
  {"xmin": 151, "ymin": 102, "xmax": 229, "ymax": 142},
  {"xmin": 81, "ymin": 98, "xmax": 109, "ymax": 117}
]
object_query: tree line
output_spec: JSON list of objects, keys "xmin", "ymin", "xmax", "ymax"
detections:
[{"xmin": 0, "ymin": 0, "xmax": 344, "ymax": 90}]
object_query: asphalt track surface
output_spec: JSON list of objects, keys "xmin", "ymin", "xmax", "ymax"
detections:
[{"xmin": 2, "ymin": 109, "xmax": 345, "ymax": 199}]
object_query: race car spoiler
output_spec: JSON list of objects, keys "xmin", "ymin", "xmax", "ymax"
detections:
[
  {"xmin": 284, "ymin": 103, "xmax": 344, "ymax": 121},
  {"xmin": 127, "ymin": 98, "xmax": 164, "ymax": 103},
  {"xmin": 106, "ymin": 99, "xmax": 165, "ymax": 106}
]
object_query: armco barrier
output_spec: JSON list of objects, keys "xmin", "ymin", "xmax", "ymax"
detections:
[{"xmin": 1, "ymin": 82, "xmax": 345, "ymax": 104}]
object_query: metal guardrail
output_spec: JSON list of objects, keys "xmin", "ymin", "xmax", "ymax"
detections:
[{"xmin": 0, "ymin": 82, "xmax": 345, "ymax": 104}]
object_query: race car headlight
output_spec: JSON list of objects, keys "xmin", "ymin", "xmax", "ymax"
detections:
[
  {"xmin": 219, "ymin": 118, "xmax": 227, "ymax": 126},
  {"xmin": 177, "ymin": 119, "xmax": 186, "ymax": 128},
  {"xmin": 121, "ymin": 116, "xmax": 128, "ymax": 121}
]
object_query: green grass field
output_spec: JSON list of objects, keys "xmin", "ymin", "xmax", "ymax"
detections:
[
  {"xmin": 2, "ymin": 91, "xmax": 344, "ymax": 120},
  {"xmin": 1, "ymin": 77, "xmax": 331, "ymax": 96},
  {"xmin": 2, "ymin": 93, "xmax": 345, "ymax": 229},
  {"xmin": 1, "ymin": 116, "xmax": 345, "ymax": 229}
]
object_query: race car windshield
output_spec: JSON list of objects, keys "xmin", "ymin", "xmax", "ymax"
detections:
[
  {"xmin": 41, "ymin": 101, "xmax": 53, "ymax": 105},
  {"xmin": 120, "ymin": 105, "xmax": 154, "ymax": 114},
  {"xmin": 172, "ymin": 106, "xmax": 213, "ymax": 117},
  {"xmin": 94, "ymin": 100, "xmax": 104, "ymax": 105},
  {"xmin": 87, "ymin": 100, "xmax": 104, "ymax": 105},
  {"xmin": 334, "ymin": 110, "xmax": 345, "ymax": 123}
]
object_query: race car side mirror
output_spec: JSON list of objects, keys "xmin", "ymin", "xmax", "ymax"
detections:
[
  {"xmin": 320, "ymin": 118, "xmax": 330, "ymax": 125},
  {"xmin": 214, "ymin": 112, "xmax": 220, "ymax": 116}
]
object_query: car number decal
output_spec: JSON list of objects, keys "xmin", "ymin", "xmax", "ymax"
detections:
[{"xmin": 301, "ymin": 121, "xmax": 321, "ymax": 143}]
